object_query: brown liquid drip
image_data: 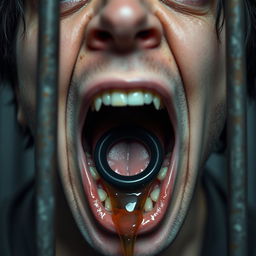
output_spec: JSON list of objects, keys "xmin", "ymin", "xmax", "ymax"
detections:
[{"xmin": 104, "ymin": 183, "xmax": 152, "ymax": 256}]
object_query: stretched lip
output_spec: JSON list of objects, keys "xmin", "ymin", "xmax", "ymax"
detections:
[{"xmin": 77, "ymin": 78, "xmax": 179, "ymax": 235}]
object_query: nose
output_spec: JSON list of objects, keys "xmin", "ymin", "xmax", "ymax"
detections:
[{"xmin": 86, "ymin": 0, "xmax": 162, "ymax": 52}]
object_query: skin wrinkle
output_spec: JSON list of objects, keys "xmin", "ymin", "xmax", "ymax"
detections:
[{"xmin": 13, "ymin": 0, "xmax": 230, "ymax": 255}]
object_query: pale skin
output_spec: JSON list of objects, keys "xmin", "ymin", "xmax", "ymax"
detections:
[{"xmin": 16, "ymin": 0, "xmax": 226, "ymax": 255}]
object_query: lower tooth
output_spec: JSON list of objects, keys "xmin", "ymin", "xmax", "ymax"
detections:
[
  {"xmin": 150, "ymin": 188, "xmax": 160, "ymax": 202},
  {"xmin": 89, "ymin": 166, "xmax": 100, "ymax": 181},
  {"xmin": 105, "ymin": 197, "xmax": 112, "ymax": 211},
  {"xmin": 157, "ymin": 167, "xmax": 168, "ymax": 181},
  {"xmin": 144, "ymin": 197, "xmax": 153, "ymax": 212},
  {"xmin": 98, "ymin": 188, "xmax": 107, "ymax": 202}
]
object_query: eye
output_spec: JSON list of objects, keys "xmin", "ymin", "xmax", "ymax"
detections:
[
  {"xmin": 59, "ymin": 0, "xmax": 89, "ymax": 16},
  {"xmin": 59, "ymin": 0, "xmax": 83, "ymax": 3},
  {"xmin": 160, "ymin": 0, "xmax": 211, "ymax": 14},
  {"xmin": 161, "ymin": 0, "xmax": 211, "ymax": 7},
  {"xmin": 174, "ymin": 0, "xmax": 207, "ymax": 5}
]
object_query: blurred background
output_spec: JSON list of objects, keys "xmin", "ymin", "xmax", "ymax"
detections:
[{"xmin": 0, "ymin": 84, "xmax": 255, "ymax": 208}]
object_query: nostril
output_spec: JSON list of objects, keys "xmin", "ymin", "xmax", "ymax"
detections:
[
  {"xmin": 136, "ymin": 29, "xmax": 153, "ymax": 40},
  {"xmin": 86, "ymin": 6, "xmax": 162, "ymax": 52},
  {"xmin": 136, "ymin": 29, "xmax": 161, "ymax": 49},
  {"xmin": 87, "ymin": 29, "xmax": 113, "ymax": 50},
  {"xmin": 94, "ymin": 30, "xmax": 112, "ymax": 42}
]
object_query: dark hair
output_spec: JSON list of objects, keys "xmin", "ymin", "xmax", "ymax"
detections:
[
  {"xmin": 0, "ymin": 0, "xmax": 24, "ymax": 87},
  {"xmin": 245, "ymin": 0, "xmax": 256, "ymax": 98},
  {"xmin": 0, "ymin": 0, "xmax": 255, "ymax": 98}
]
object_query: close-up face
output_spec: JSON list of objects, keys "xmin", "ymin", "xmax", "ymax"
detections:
[{"xmin": 16, "ymin": 0, "xmax": 226, "ymax": 255}]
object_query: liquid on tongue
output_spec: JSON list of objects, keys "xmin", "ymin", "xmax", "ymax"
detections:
[
  {"xmin": 104, "ymin": 139, "xmax": 152, "ymax": 256},
  {"xmin": 104, "ymin": 183, "xmax": 151, "ymax": 256},
  {"xmin": 107, "ymin": 140, "xmax": 150, "ymax": 175}
]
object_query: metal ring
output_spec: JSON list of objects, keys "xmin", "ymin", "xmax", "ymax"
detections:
[{"xmin": 94, "ymin": 126, "xmax": 163, "ymax": 190}]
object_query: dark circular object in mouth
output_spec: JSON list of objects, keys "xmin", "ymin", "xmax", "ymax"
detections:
[{"xmin": 94, "ymin": 126, "xmax": 164, "ymax": 190}]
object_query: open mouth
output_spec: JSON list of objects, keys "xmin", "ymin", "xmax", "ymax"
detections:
[{"xmin": 78, "ymin": 84, "xmax": 178, "ymax": 236}]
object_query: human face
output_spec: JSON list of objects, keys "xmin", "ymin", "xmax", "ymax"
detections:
[{"xmin": 16, "ymin": 0, "xmax": 226, "ymax": 255}]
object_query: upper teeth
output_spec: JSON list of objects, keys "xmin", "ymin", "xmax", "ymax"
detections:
[{"xmin": 92, "ymin": 90, "xmax": 163, "ymax": 111}]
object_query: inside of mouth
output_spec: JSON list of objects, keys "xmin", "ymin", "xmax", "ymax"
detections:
[
  {"xmin": 107, "ymin": 139, "xmax": 150, "ymax": 175},
  {"xmin": 82, "ymin": 104, "xmax": 174, "ymax": 256},
  {"xmin": 83, "ymin": 104, "xmax": 174, "ymax": 210},
  {"xmin": 83, "ymin": 105, "xmax": 173, "ymax": 154}
]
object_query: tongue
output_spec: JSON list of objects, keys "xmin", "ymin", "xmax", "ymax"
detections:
[{"xmin": 107, "ymin": 140, "xmax": 150, "ymax": 176}]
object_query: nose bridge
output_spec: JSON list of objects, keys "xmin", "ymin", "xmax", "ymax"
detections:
[{"xmin": 101, "ymin": 0, "xmax": 147, "ymax": 33}]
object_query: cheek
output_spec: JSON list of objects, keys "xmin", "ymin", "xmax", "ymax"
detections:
[
  {"xmin": 180, "ymin": 24, "xmax": 226, "ymax": 166},
  {"xmin": 178, "ymin": 24, "xmax": 226, "ymax": 163},
  {"xmin": 171, "ymin": 20, "xmax": 225, "ymax": 102},
  {"xmin": 159, "ymin": 9, "xmax": 226, "ymax": 166},
  {"xmin": 158, "ymin": 8, "xmax": 226, "ymax": 107},
  {"xmin": 165, "ymin": 14, "xmax": 226, "ymax": 116},
  {"xmin": 58, "ymin": 14, "xmax": 92, "ymax": 110}
]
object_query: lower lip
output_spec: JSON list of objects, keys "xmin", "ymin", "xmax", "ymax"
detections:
[{"xmin": 78, "ymin": 138, "xmax": 178, "ymax": 235}]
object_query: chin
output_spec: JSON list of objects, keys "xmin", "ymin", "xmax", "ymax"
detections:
[{"xmin": 58, "ymin": 72, "xmax": 198, "ymax": 256}]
